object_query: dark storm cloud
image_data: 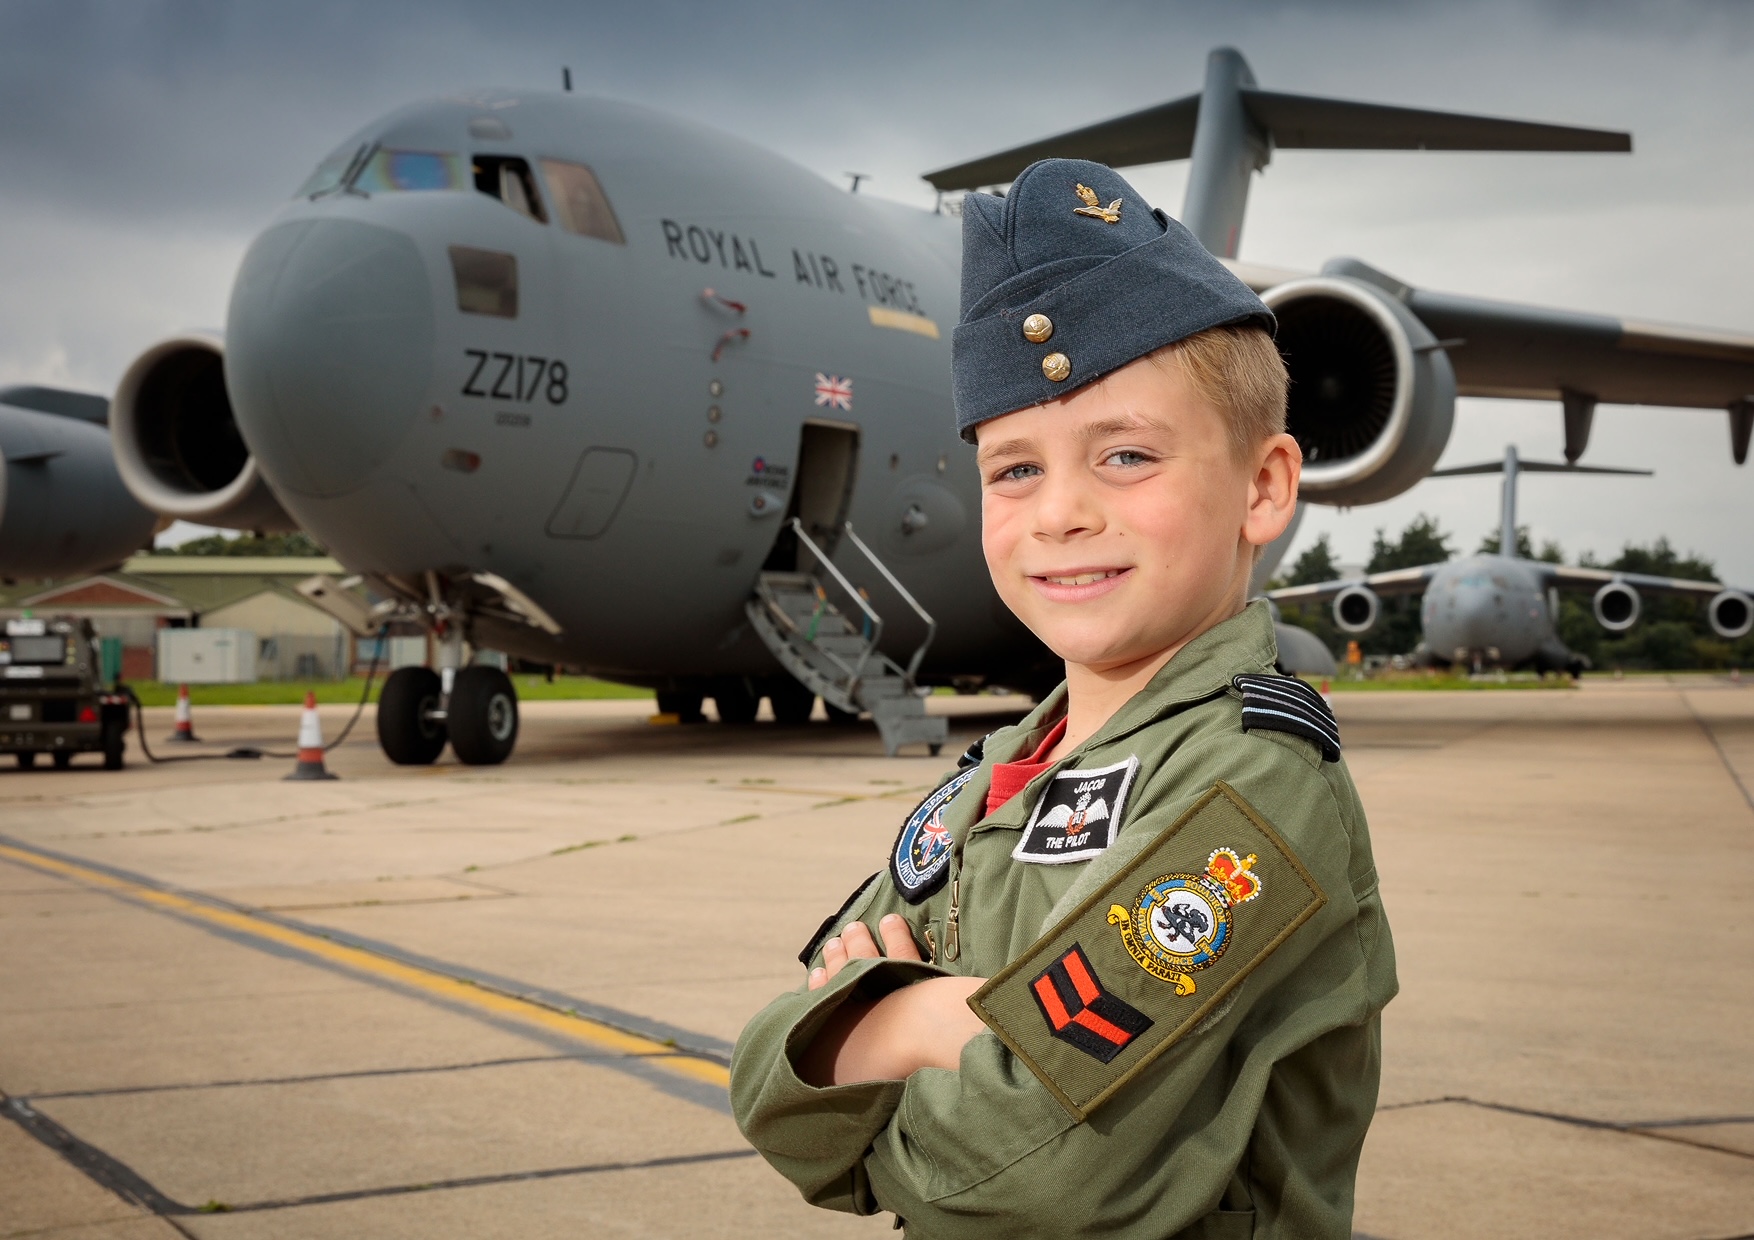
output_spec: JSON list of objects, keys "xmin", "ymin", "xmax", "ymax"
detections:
[{"xmin": 8, "ymin": 0, "xmax": 1749, "ymax": 231}]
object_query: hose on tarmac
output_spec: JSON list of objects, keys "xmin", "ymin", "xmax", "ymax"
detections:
[{"xmin": 123, "ymin": 625, "xmax": 388, "ymax": 764}]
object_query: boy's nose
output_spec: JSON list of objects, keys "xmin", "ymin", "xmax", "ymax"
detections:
[{"xmin": 1031, "ymin": 473, "xmax": 1105, "ymax": 540}]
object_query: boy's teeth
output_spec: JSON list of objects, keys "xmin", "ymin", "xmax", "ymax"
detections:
[{"xmin": 1046, "ymin": 570, "xmax": 1119, "ymax": 586}]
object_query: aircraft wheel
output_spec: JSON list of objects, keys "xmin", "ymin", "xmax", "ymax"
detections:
[
  {"xmin": 377, "ymin": 666, "xmax": 447, "ymax": 765},
  {"xmin": 656, "ymin": 687, "xmax": 706, "ymax": 724},
  {"xmin": 102, "ymin": 719, "xmax": 126, "ymax": 770},
  {"xmin": 15, "ymin": 751, "xmax": 35, "ymax": 769},
  {"xmin": 767, "ymin": 678, "xmax": 815, "ymax": 726},
  {"xmin": 449, "ymin": 666, "xmax": 519, "ymax": 766},
  {"xmin": 712, "ymin": 680, "xmax": 759, "ymax": 725},
  {"xmin": 53, "ymin": 751, "xmax": 73, "ymax": 770}
]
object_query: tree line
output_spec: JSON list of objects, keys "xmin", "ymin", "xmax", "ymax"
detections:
[{"xmin": 1272, "ymin": 517, "xmax": 1753, "ymax": 670}]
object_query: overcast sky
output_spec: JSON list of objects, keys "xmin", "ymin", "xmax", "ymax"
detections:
[{"xmin": 4, "ymin": 0, "xmax": 1752, "ymax": 580}]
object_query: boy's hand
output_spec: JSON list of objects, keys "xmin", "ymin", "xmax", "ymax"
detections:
[{"xmin": 798, "ymin": 913, "xmax": 988, "ymax": 1087}]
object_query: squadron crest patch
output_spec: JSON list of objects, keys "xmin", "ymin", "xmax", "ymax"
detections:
[
  {"xmin": 969, "ymin": 782, "xmax": 1327, "ymax": 1121},
  {"xmin": 890, "ymin": 767, "xmax": 977, "ymax": 903},
  {"xmin": 1107, "ymin": 848, "xmax": 1262, "ymax": 995},
  {"xmin": 1012, "ymin": 756, "xmax": 1138, "ymax": 865}
]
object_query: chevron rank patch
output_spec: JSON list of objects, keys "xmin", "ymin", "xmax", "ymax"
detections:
[
  {"xmin": 890, "ymin": 767, "xmax": 977, "ymax": 903},
  {"xmin": 1029, "ymin": 944, "xmax": 1152, "ymax": 1063},
  {"xmin": 1011, "ymin": 755, "xmax": 1138, "ymax": 865},
  {"xmin": 1233, "ymin": 673, "xmax": 1341, "ymax": 761},
  {"xmin": 971, "ymin": 782, "xmax": 1327, "ymax": 1120}
]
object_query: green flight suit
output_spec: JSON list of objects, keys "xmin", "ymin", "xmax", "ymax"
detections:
[{"xmin": 730, "ymin": 602, "xmax": 1397, "ymax": 1238}]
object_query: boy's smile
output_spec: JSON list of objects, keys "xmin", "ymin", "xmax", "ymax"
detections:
[{"xmin": 977, "ymin": 351, "xmax": 1301, "ymax": 690}]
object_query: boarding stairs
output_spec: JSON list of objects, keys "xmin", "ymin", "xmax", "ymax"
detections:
[{"xmin": 746, "ymin": 519, "xmax": 948, "ymax": 757}]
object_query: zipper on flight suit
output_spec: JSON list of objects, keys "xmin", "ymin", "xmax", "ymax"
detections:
[{"xmin": 943, "ymin": 865, "xmax": 961, "ymax": 963}]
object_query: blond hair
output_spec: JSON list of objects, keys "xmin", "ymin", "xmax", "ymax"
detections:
[{"xmin": 1148, "ymin": 324, "xmax": 1287, "ymax": 459}]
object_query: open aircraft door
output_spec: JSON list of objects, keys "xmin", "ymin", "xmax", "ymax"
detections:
[{"xmin": 761, "ymin": 418, "xmax": 859, "ymax": 572}]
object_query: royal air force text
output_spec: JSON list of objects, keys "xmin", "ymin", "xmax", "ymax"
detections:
[{"xmin": 660, "ymin": 219, "xmax": 925, "ymax": 316}]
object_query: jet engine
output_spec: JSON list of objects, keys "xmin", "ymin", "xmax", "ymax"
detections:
[
  {"xmin": 110, "ymin": 334, "xmax": 295, "ymax": 530},
  {"xmin": 1263, "ymin": 271, "xmax": 1457, "ymax": 507},
  {"xmin": 0, "ymin": 398, "xmax": 158, "ymax": 577},
  {"xmin": 1332, "ymin": 583, "xmax": 1380, "ymax": 634},
  {"xmin": 1708, "ymin": 589, "xmax": 1753, "ymax": 640},
  {"xmin": 1593, "ymin": 581, "xmax": 1641, "ymax": 632}
]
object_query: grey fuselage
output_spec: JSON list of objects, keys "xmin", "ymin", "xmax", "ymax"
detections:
[
  {"xmin": 225, "ymin": 92, "xmax": 1040, "ymax": 682},
  {"xmin": 1419, "ymin": 554, "xmax": 1570, "ymax": 668}
]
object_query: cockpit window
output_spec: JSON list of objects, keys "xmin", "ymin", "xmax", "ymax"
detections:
[
  {"xmin": 356, "ymin": 149, "xmax": 466, "ymax": 193},
  {"xmin": 295, "ymin": 149, "xmax": 354, "ymax": 198},
  {"xmin": 472, "ymin": 156, "xmax": 546, "ymax": 224},
  {"xmin": 540, "ymin": 160, "xmax": 625, "ymax": 245}
]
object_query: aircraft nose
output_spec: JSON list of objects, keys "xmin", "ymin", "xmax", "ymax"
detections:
[
  {"xmin": 1449, "ymin": 579, "xmax": 1501, "ymax": 646},
  {"xmin": 226, "ymin": 218, "xmax": 435, "ymax": 498}
]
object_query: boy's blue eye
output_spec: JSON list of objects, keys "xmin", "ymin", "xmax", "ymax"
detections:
[
  {"xmin": 1108, "ymin": 450, "xmax": 1151, "ymax": 467},
  {"xmin": 997, "ymin": 463, "xmax": 1042, "ymax": 482}
]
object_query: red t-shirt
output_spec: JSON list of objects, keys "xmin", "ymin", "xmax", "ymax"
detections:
[{"xmin": 985, "ymin": 717, "xmax": 1068, "ymax": 815}]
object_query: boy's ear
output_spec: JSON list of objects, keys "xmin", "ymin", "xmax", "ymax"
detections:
[{"xmin": 1243, "ymin": 433, "xmax": 1302, "ymax": 549}]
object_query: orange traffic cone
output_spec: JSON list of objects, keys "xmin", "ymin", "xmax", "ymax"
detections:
[
  {"xmin": 167, "ymin": 683, "xmax": 199, "ymax": 742},
  {"xmin": 284, "ymin": 691, "xmax": 337, "ymax": 781},
  {"xmin": 1319, "ymin": 678, "xmax": 1333, "ymax": 707}
]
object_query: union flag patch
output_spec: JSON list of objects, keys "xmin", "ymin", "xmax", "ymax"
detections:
[
  {"xmin": 1028, "ymin": 944, "xmax": 1152, "ymax": 1064},
  {"xmin": 813, "ymin": 373, "xmax": 853, "ymax": 411}
]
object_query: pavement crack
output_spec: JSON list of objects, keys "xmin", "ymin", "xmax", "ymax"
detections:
[
  {"xmin": 1680, "ymin": 690, "xmax": 1754, "ymax": 816},
  {"xmin": 1376, "ymin": 1095, "xmax": 1754, "ymax": 1160},
  {"xmin": 188, "ymin": 1147, "xmax": 761, "ymax": 1214},
  {"xmin": 3, "ymin": 1089, "xmax": 753, "ymax": 1222},
  {"xmin": 23, "ymin": 1053, "xmax": 603, "ymax": 1100}
]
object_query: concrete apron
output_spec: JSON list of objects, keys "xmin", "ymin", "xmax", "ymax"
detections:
[{"xmin": 0, "ymin": 685, "xmax": 1750, "ymax": 1238}]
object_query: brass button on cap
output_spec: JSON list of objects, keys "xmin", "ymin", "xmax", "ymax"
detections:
[
  {"xmin": 1042, "ymin": 352, "xmax": 1071, "ymax": 382},
  {"xmin": 1021, "ymin": 313, "xmax": 1054, "ymax": 343}
]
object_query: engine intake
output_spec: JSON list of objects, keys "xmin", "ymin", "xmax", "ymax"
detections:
[
  {"xmin": 1593, "ymin": 581, "xmax": 1640, "ymax": 633},
  {"xmin": 1264, "ymin": 273, "xmax": 1457, "ymax": 507},
  {"xmin": 1332, "ymin": 583, "xmax": 1380, "ymax": 634},
  {"xmin": 111, "ymin": 334, "xmax": 294, "ymax": 530},
  {"xmin": 1708, "ymin": 589, "xmax": 1753, "ymax": 640}
]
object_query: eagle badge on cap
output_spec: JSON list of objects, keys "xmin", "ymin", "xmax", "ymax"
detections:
[{"xmin": 1073, "ymin": 183, "xmax": 1123, "ymax": 224}]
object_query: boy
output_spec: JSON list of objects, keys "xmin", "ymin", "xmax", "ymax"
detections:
[{"xmin": 730, "ymin": 159, "xmax": 1397, "ymax": 1239}]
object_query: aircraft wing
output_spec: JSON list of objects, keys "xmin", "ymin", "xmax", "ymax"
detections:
[
  {"xmin": 1540, "ymin": 565, "xmax": 1740, "ymax": 600},
  {"xmin": 1408, "ymin": 288, "xmax": 1754, "ymax": 411},
  {"xmin": 1266, "ymin": 565, "xmax": 1437, "ymax": 606}
]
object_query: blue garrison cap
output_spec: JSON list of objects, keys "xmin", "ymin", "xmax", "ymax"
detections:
[{"xmin": 952, "ymin": 158, "xmax": 1274, "ymax": 440}]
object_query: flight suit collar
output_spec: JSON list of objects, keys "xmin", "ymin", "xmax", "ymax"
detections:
[{"xmin": 963, "ymin": 601, "xmax": 1279, "ymax": 838}]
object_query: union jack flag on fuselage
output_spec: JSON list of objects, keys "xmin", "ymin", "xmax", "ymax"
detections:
[{"xmin": 813, "ymin": 373, "xmax": 853, "ymax": 411}]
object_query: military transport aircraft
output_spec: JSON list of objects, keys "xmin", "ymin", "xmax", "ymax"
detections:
[
  {"xmin": 5, "ymin": 47, "xmax": 1754, "ymax": 762},
  {"xmin": 1267, "ymin": 444, "xmax": 1754, "ymax": 674}
]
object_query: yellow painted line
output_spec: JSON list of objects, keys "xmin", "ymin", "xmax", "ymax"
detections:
[{"xmin": 0, "ymin": 840, "xmax": 730, "ymax": 1091}]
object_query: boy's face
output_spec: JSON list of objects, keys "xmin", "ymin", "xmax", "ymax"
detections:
[{"xmin": 975, "ymin": 353, "xmax": 1299, "ymax": 676}]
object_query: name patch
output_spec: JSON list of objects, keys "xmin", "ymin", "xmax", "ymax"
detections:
[
  {"xmin": 890, "ymin": 768, "xmax": 977, "ymax": 903},
  {"xmin": 1011, "ymin": 756, "xmax": 1138, "ymax": 865}
]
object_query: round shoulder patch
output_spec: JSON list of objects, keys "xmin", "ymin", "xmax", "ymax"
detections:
[{"xmin": 890, "ymin": 767, "xmax": 977, "ymax": 904}]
